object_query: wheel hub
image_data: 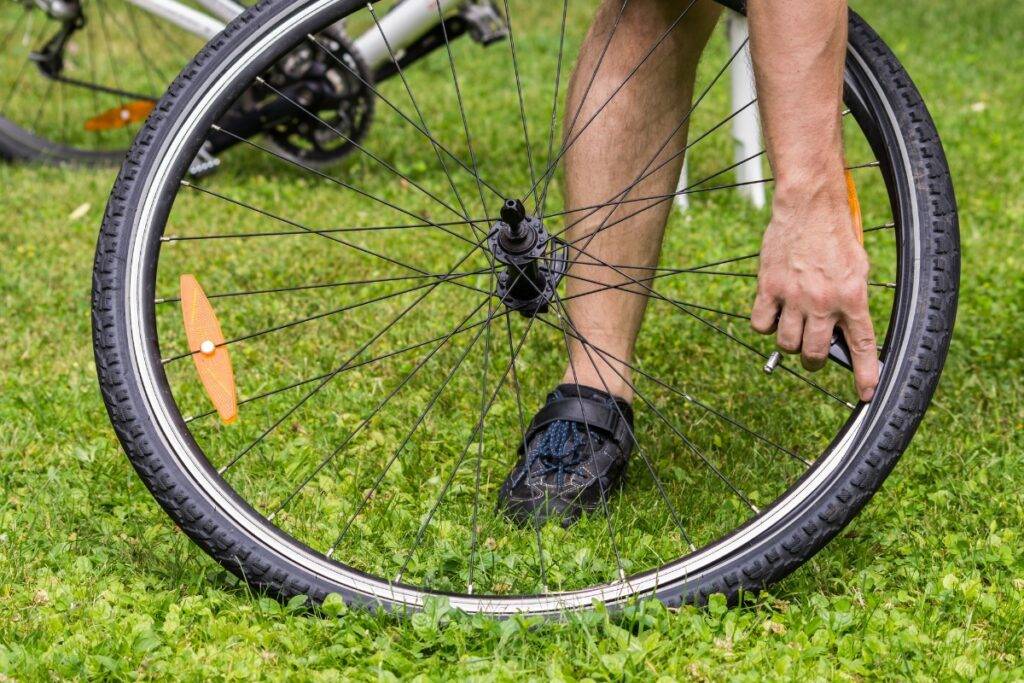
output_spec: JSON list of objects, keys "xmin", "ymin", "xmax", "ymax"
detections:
[{"xmin": 488, "ymin": 199, "xmax": 566, "ymax": 317}]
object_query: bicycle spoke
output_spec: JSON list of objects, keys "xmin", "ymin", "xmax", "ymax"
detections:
[
  {"xmin": 429, "ymin": 0, "xmax": 492, "ymax": 226},
  {"xmin": 556, "ymin": 267, "xmax": 751, "ymax": 320},
  {"xmin": 538, "ymin": 0, "xmax": 629, "ymax": 202},
  {"xmin": 178, "ymin": 180, "xmax": 492, "ymax": 289},
  {"xmin": 544, "ymin": 32, "xmax": 751, "ymax": 249},
  {"xmin": 538, "ymin": 0, "xmax": 570, "ymax": 218},
  {"xmin": 559, "ymin": 238, "xmax": 857, "ymax": 408},
  {"xmin": 305, "ymin": 32, "xmax": 506, "ymax": 205},
  {"xmin": 214, "ymin": 82, "xmax": 478, "ymax": 235},
  {"xmin": 216, "ymin": 235, "xmax": 492, "ymax": 474},
  {"xmin": 531, "ymin": 0, "xmax": 701, "ymax": 202},
  {"xmin": 553, "ymin": 160, "xmax": 880, "ymax": 245},
  {"xmin": 551, "ymin": 293, "xmax": 696, "ymax": 550},
  {"xmin": 327, "ymin": 302, "xmax": 537, "ymax": 559},
  {"xmin": 547, "ymin": 300, "xmax": 628, "ymax": 581},
  {"xmin": 160, "ymin": 217, "xmax": 490, "ymax": 243},
  {"xmin": 393, "ymin": 309, "xmax": 530, "ymax": 584},
  {"xmin": 503, "ymin": 313, "xmax": 549, "ymax": 591},
  {"xmin": 272, "ymin": 295, "xmax": 495, "ymax": 523},
  {"xmin": 161, "ymin": 273, "xmax": 480, "ymax": 365},
  {"xmin": 540, "ymin": 305, "xmax": 760, "ymax": 515},
  {"xmin": 466, "ymin": 286, "xmax": 497, "ymax": 594},
  {"xmin": 548, "ymin": 298, "xmax": 808, "ymax": 468},
  {"xmin": 183, "ymin": 307, "xmax": 515, "ymax": 424},
  {"xmin": 500, "ymin": 0, "xmax": 538, "ymax": 206},
  {"xmin": 155, "ymin": 269, "xmax": 491, "ymax": 305}
]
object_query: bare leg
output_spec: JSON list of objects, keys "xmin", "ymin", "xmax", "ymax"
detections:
[{"xmin": 559, "ymin": 0, "xmax": 721, "ymax": 401}]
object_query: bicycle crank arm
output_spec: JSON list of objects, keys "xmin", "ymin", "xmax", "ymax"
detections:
[
  {"xmin": 371, "ymin": 2, "xmax": 507, "ymax": 83},
  {"xmin": 202, "ymin": 85, "xmax": 313, "ymax": 156}
]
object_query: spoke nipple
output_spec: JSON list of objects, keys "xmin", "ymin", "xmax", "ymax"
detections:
[
  {"xmin": 763, "ymin": 351, "xmax": 782, "ymax": 374},
  {"xmin": 466, "ymin": 583, "xmax": 474, "ymax": 595},
  {"xmin": 267, "ymin": 512, "xmax": 277, "ymax": 522},
  {"xmin": 325, "ymin": 548, "xmax": 334, "ymax": 559},
  {"xmin": 200, "ymin": 340, "xmax": 216, "ymax": 355}
]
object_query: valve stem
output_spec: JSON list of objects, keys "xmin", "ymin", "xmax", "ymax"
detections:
[{"xmin": 763, "ymin": 351, "xmax": 782, "ymax": 374}]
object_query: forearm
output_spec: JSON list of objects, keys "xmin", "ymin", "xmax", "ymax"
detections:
[
  {"xmin": 748, "ymin": 0, "xmax": 848, "ymax": 199},
  {"xmin": 747, "ymin": 0, "xmax": 878, "ymax": 399}
]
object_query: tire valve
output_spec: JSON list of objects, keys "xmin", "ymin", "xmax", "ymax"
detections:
[{"xmin": 763, "ymin": 351, "xmax": 782, "ymax": 375}]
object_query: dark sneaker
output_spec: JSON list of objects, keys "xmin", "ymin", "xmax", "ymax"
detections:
[{"xmin": 497, "ymin": 384, "xmax": 634, "ymax": 527}]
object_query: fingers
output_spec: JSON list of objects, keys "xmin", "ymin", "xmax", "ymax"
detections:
[
  {"xmin": 750, "ymin": 290, "xmax": 779, "ymax": 334},
  {"xmin": 800, "ymin": 316, "xmax": 834, "ymax": 372},
  {"xmin": 775, "ymin": 306, "xmax": 803, "ymax": 354},
  {"xmin": 751, "ymin": 290, "xmax": 805, "ymax": 358},
  {"xmin": 840, "ymin": 314, "xmax": 879, "ymax": 402}
]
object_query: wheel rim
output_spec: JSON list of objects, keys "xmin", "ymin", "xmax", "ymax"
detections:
[
  {"xmin": 0, "ymin": 0, "xmax": 205, "ymax": 161},
  {"xmin": 119, "ymin": 0, "xmax": 920, "ymax": 613}
]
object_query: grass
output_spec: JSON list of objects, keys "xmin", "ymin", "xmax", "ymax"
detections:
[{"xmin": 2, "ymin": 0, "xmax": 1023, "ymax": 679}]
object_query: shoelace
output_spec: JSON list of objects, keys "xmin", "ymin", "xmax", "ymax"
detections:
[
  {"xmin": 511, "ymin": 392, "xmax": 621, "ymax": 489},
  {"xmin": 529, "ymin": 420, "xmax": 606, "ymax": 488}
]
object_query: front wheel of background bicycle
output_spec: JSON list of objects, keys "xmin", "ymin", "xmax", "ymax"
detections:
[{"xmin": 92, "ymin": 0, "xmax": 958, "ymax": 615}]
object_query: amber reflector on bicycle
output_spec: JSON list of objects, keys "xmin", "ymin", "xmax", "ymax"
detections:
[
  {"xmin": 845, "ymin": 168, "xmax": 864, "ymax": 244},
  {"xmin": 83, "ymin": 100, "xmax": 155, "ymax": 132},
  {"xmin": 179, "ymin": 274, "xmax": 238, "ymax": 425}
]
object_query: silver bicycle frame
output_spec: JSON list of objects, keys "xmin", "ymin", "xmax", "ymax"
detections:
[{"xmin": 122, "ymin": 0, "xmax": 463, "ymax": 70}]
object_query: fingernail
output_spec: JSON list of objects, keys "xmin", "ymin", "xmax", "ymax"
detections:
[{"xmin": 861, "ymin": 387, "xmax": 875, "ymax": 402}]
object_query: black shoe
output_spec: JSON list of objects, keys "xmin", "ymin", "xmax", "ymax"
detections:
[{"xmin": 497, "ymin": 384, "xmax": 634, "ymax": 527}]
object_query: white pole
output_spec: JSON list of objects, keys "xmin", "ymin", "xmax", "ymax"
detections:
[
  {"xmin": 728, "ymin": 13, "xmax": 766, "ymax": 208},
  {"xmin": 674, "ymin": 157, "xmax": 690, "ymax": 211}
]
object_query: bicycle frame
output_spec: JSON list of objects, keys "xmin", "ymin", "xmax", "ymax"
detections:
[{"xmin": 120, "ymin": 0, "xmax": 464, "ymax": 70}]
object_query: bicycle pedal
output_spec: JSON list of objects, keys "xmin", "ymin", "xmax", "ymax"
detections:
[
  {"xmin": 189, "ymin": 142, "xmax": 221, "ymax": 178},
  {"xmin": 460, "ymin": 1, "xmax": 508, "ymax": 46}
]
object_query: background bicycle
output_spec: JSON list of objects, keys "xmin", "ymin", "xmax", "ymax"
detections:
[{"xmin": 0, "ymin": 0, "xmax": 509, "ymax": 164}]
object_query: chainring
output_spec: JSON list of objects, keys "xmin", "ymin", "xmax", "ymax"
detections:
[{"xmin": 263, "ymin": 28, "xmax": 375, "ymax": 167}]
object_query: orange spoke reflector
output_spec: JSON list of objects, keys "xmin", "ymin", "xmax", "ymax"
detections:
[
  {"xmin": 845, "ymin": 168, "xmax": 864, "ymax": 245},
  {"xmin": 83, "ymin": 100, "xmax": 155, "ymax": 132},
  {"xmin": 180, "ymin": 274, "xmax": 238, "ymax": 425}
]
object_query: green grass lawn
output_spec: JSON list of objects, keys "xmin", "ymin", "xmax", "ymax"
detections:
[{"xmin": 2, "ymin": 0, "xmax": 1023, "ymax": 679}]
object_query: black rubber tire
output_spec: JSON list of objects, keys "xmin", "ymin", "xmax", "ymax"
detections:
[
  {"xmin": 0, "ymin": 116, "xmax": 127, "ymax": 165},
  {"xmin": 92, "ymin": 0, "xmax": 959, "ymax": 614}
]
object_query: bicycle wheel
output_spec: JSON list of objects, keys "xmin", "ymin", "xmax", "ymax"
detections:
[
  {"xmin": 93, "ymin": 0, "xmax": 959, "ymax": 615},
  {"xmin": 0, "ymin": 0, "xmax": 207, "ymax": 164}
]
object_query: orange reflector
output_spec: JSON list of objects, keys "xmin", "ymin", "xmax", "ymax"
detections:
[
  {"xmin": 845, "ymin": 168, "xmax": 863, "ymax": 245},
  {"xmin": 84, "ymin": 100, "xmax": 155, "ymax": 132},
  {"xmin": 180, "ymin": 274, "xmax": 238, "ymax": 425}
]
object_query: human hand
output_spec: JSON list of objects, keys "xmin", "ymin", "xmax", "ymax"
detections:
[{"xmin": 750, "ymin": 181, "xmax": 880, "ymax": 402}]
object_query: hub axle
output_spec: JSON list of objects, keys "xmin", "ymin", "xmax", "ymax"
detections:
[{"xmin": 488, "ymin": 199, "xmax": 566, "ymax": 317}]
